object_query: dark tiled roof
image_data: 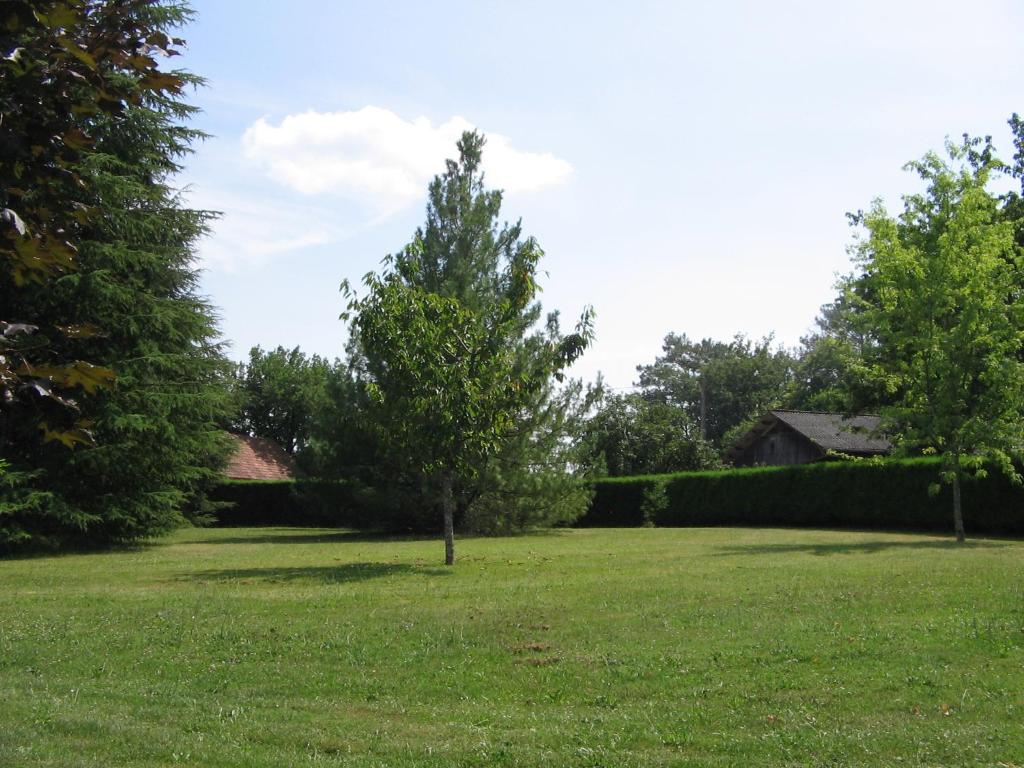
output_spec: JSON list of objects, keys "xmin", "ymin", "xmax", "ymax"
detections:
[
  {"xmin": 770, "ymin": 410, "xmax": 890, "ymax": 454},
  {"xmin": 224, "ymin": 434, "xmax": 295, "ymax": 481},
  {"xmin": 726, "ymin": 410, "xmax": 891, "ymax": 463}
]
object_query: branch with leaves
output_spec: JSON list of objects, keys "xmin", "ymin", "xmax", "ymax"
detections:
[{"xmin": 2, "ymin": 0, "xmax": 188, "ymax": 446}]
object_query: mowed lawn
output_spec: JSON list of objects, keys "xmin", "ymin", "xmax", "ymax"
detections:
[{"xmin": 1, "ymin": 527, "xmax": 1022, "ymax": 767}]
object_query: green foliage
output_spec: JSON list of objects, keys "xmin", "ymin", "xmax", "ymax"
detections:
[
  {"xmin": 639, "ymin": 477, "xmax": 668, "ymax": 527},
  {"xmin": 580, "ymin": 391, "xmax": 720, "ymax": 476},
  {"xmin": 0, "ymin": 2, "xmax": 234, "ymax": 550},
  {"xmin": 232, "ymin": 345, "xmax": 332, "ymax": 457},
  {"xmin": 462, "ymin": 379, "xmax": 598, "ymax": 534},
  {"xmin": 580, "ymin": 458, "xmax": 1024, "ymax": 536},
  {"xmin": 1, "ymin": 0, "xmax": 191, "ymax": 444},
  {"xmin": 0, "ymin": 458, "xmax": 49, "ymax": 550},
  {"xmin": 787, "ymin": 294, "xmax": 892, "ymax": 413},
  {"xmin": 845, "ymin": 135, "xmax": 1024, "ymax": 539},
  {"xmin": 637, "ymin": 333, "xmax": 793, "ymax": 447},
  {"xmin": 1004, "ymin": 114, "xmax": 1024, "ymax": 248},
  {"xmin": 354, "ymin": 276, "xmax": 517, "ymax": 473},
  {"xmin": 789, "ymin": 116, "xmax": 1024, "ymax": 419},
  {"xmin": 340, "ymin": 132, "xmax": 594, "ymax": 554}
]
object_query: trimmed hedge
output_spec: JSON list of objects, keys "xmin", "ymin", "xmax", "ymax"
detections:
[
  {"xmin": 579, "ymin": 459, "xmax": 1024, "ymax": 536},
  {"xmin": 213, "ymin": 460, "xmax": 1024, "ymax": 536},
  {"xmin": 209, "ymin": 480, "xmax": 403, "ymax": 530}
]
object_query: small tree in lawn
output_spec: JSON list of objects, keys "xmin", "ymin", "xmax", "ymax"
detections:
[
  {"xmin": 848, "ymin": 140, "xmax": 1024, "ymax": 542},
  {"xmin": 348, "ymin": 249, "xmax": 551, "ymax": 565},
  {"xmin": 341, "ymin": 131, "xmax": 594, "ymax": 543}
]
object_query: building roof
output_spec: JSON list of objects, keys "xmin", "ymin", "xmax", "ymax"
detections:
[
  {"xmin": 726, "ymin": 410, "xmax": 891, "ymax": 463},
  {"xmin": 223, "ymin": 434, "xmax": 296, "ymax": 481}
]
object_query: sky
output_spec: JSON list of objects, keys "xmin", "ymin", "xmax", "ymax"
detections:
[{"xmin": 175, "ymin": 0, "xmax": 1023, "ymax": 390}]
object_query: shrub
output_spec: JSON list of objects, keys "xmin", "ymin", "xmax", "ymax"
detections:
[{"xmin": 640, "ymin": 479, "xmax": 669, "ymax": 527}]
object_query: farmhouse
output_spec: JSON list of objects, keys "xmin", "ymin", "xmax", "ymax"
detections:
[
  {"xmin": 726, "ymin": 410, "xmax": 891, "ymax": 467},
  {"xmin": 224, "ymin": 434, "xmax": 296, "ymax": 480}
]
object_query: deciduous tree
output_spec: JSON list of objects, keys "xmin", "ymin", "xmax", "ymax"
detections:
[
  {"xmin": 344, "ymin": 132, "xmax": 593, "ymax": 562},
  {"xmin": 787, "ymin": 294, "xmax": 890, "ymax": 414},
  {"xmin": 580, "ymin": 392, "xmax": 719, "ymax": 476},
  {"xmin": 233, "ymin": 345, "xmax": 331, "ymax": 456},
  {"xmin": 637, "ymin": 333, "xmax": 793, "ymax": 447},
  {"xmin": 848, "ymin": 139, "xmax": 1024, "ymax": 542}
]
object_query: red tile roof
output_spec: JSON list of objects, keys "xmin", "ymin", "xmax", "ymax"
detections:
[{"xmin": 224, "ymin": 434, "xmax": 296, "ymax": 480}]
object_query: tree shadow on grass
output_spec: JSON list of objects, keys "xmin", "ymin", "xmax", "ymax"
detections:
[
  {"xmin": 179, "ymin": 562, "xmax": 452, "ymax": 585},
  {"xmin": 191, "ymin": 526, "xmax": 575, "ymax": 547},
  {"xmin": 715, "ymin": 539, "xmax": 1010, "ymax": 557},
  {"xmin": 1, "ymin": 538, "xmax": 162, "ymax": 561},
  {"xmin": 192, "ymin": 529, "xmax": 437, "ymax": 546}
]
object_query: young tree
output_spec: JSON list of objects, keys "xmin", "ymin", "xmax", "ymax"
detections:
[
  {"xmin": 345, "ymin": 132, "xmax": 593, "ymax": 563},
  {"xmin": 849, "ymin": 140, "xmax": 1024, "ymax": 542},
  {"xmin": 233, "ymin": 345, "xmax": 331, "ymax": 456},
  {"xmin": 1, "ymin": 1, "xmax": 234, "ymax": 549}
]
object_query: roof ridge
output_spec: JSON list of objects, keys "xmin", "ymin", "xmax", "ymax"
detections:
[{"xmin": 770, "ymin": 409, "xmax": 881, "ymax": 417}]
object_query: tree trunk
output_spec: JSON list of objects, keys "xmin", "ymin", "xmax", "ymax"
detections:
[
  {"xmin": 698, "ymin": 377, "xmax": 707, "ymax": 442},
  {"xmin": 441, "ymin": 470, "xmax": 455, "ymax": 565},
  {"xmin": 952, "ymin": 451, "xmax": 966, "ymax": 544}
]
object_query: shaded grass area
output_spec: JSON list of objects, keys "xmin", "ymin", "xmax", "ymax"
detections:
[{"xmin": 1, "ymin": 526, "xmax": 1022, "ymax": 766}]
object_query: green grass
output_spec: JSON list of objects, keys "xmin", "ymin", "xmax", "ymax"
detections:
[{"xmin": 1, "ymin": 527, "xmax": 1022, "ymax": 767}]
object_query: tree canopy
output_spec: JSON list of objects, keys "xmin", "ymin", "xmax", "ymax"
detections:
[
  {"xmin": 846, "ymin": 136, "xmax": 1024, "ymax": 541},
  {"xmin": 637, "ymin": 333, "xmax": 794, "ymax": 447},
  {"xmin": 232, "ymin": 345, "xmax": 331, "ymax": 457},
  {"xmin": 1, "ymin": 1, "xmax": 233, "ymax": 550},
  {"xmin": 343, "ymin": 132, "xmax": 593, "ymax": 562},
  {"xmin": 580, "ymin": 392, "xmax": 720, "ymax": 476}
]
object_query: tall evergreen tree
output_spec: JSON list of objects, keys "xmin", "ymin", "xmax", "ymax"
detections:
[
  {"xmin": 341, "ymin": 132, "xmax": 594, "ymax": 542},
  {"xmin": 0, "ymin": 1, "xmax": 233, "ymax": 549},
  {"xmin": 2, "ymin": 0, "xmax": 192, "ymax": 445}
]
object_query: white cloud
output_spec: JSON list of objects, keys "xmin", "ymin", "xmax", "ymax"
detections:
[{"xmin": 240, "ymin": 106, "xmax": 572, "ymax": 211}]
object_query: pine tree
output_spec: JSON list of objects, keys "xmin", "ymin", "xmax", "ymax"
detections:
[
  {"xmin": 0, "ymin": 2, "xmax": 233, "ymax": 549},
  {"xmin": 342, "ymin": 132, "xmax": 595, "ymax": 544}
]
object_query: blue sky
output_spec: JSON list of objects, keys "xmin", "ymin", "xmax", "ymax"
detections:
[{"xmin": 176, "ymin": 0, "xmax": 1023, "ymax": 389}]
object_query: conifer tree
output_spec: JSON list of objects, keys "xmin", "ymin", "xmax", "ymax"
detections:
[
  {"xmin": 343, "ymin": 132, "xmax": 595, "ymax": 546},
  {"xmin": 0, "ymin": 1, "xmax": 233, "ymax": 549}
]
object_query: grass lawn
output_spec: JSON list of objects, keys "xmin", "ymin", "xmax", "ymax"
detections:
[{"xmin": 1, "ymin": 526, "xmax": 1022, "ymax": 767}]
